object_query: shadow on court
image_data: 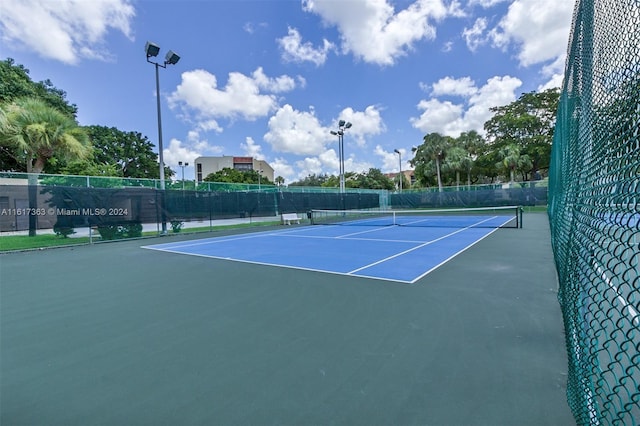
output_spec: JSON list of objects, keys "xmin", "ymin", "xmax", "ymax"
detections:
[{"xmin": 0, "ymin": 213, "xmax": 573, "ymax": 425}]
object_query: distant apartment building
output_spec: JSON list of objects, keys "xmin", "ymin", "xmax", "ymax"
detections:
[
  {"xmin": 194, "ymin": 156, "xmax": 274, "ymax": 183},
  {"xmin": 385, "ymin": 170, "xmax": 416, "ymax": 188}
]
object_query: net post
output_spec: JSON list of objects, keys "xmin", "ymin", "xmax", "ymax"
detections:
[{"xmin": 518, "ymin": 206, "xmax": 523, "ymax": 228}]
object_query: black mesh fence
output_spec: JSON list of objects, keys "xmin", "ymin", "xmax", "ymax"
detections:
[
  {"xmin": 0, "ymin": 185, "xmax": 379, "ymax": 237},
  {"xmin": 391, "ymin": 185, "xmax": 547, "ymax": 209}
]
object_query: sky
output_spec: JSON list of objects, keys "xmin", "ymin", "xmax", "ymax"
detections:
[{"xmin": 0, "ymin": 0, "xmax": 575, "ymax": 183}]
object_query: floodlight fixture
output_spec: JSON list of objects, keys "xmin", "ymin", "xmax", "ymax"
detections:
[
  {"xmin": 165, "ymin": 50, "xmax": 180, "ymax": 65},
  {"xmin": 330, "ymin": 119, "xmax": 354, "ymax": 193},
  {"xmin": 394, "ymin": 149, "xmax": 402, "ymax": 191},
  {"xmin": 145, "ymin": 41, "xmax": 160, "ymax": 58}
]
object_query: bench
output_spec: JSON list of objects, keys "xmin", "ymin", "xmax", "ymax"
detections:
[{"xmin": 281, "ymin": 213, "xmax": 301, "ymax": 225}]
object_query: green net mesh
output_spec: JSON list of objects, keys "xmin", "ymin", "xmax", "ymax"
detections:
[{"xmin": 548, "ymin": 0, "xmax": 640, "ymax": 424}]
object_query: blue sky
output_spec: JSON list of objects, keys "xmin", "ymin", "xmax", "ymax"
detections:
[{"xmin": 0, "ymin": 0, "xmax": 574, "ymax": 183}]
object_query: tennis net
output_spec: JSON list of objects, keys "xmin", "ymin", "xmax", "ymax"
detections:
[{"xmin": 309, "ymin": 205, "xmax": 522, "ymax": 228}]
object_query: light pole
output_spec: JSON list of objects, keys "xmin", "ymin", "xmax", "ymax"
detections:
[
  {"xmin": 178, "ymin": 161, "xmax": 189, "ymax": 190},
  {"xmin": 394, "ymin": 149, "xmax": 402, "ymax": 191},
  {"xmin": 146, "ymin": 41, "xmax": 180, "ymax": 233},
  {"xmin": 330, "ymin": 120, "xmax": 352, "ymax": 193}
]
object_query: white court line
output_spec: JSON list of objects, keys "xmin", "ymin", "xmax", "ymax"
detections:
[
  {"xmin": 593, "ymin": 260, "xmax": 640, "ymax": 326},
  {"xmin": 273, "ymin": 233, "xmax": 431, "ymax": 244},
  {"xmin": 142, "ymin": 215, "xmax": 513, "ymax": 284},
  {"xmin": 348, "ymin": 216, "xmax": 501, "ymax": 275}
]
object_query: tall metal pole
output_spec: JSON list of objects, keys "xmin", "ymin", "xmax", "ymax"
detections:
[
  {"xmin": 155, "ymin": 63, "xmax": 165, "ymax": 190},
  {"xmin": 154, "ymin": 62, "xmax": 167, "ymax": 233},
  {"xmin": 398, "ymin": 151, "xmax": 402, "ymax": 191},
  {"xmin": 339, "ymin": 133, "xmax": 345, "ymax": 193},
  {"xmin": 394, "ymin": 149, "xmax": 402, "ymax": 191}
]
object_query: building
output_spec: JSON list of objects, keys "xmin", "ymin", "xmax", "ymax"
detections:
[
  {"xmin": 194, "ymin": 156, "xmax": 274, "ymax": 183},
  {"xmin": 385, "ymin": 170, "xmax": 416, "ymax": 189}
]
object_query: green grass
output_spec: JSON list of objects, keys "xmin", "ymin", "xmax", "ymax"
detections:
[
  {"xmin": 0, "ymin": 220, "xmax": 283, "ymax": 252},
  {"xmin": 0, "ymin": 234, "xmax": 91, "ymax": 251}
]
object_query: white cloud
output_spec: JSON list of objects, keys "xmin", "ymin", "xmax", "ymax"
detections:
[
  {"xmin": 302, "ymin": 0, "xmax": 450, "ymax": 65},
  {"xmin": 243, "ymin": 21, "xmax": 268, "ymax": 34},
  {"xmin": 462, "ymin": 17, "xmax": 487, "ymax": 52},
  {"xmin": 264, "ymin": 104, "xmax": 383, "ymax": 179},
  {"xmin": 251, "ymin": 67, "xmax": 299, "ymax": 93},
  {"xmin": 0, "ymin": 0, "xmax": 135, "ymax": 64},
  {"xmin": 295, "ymin": 156, "xmax": 327, "ymax": 180},
  {"xmin": 168, "ymin": 68, "xmax": 301, "ymax": 131},
  {"xmin": 263, "ymin": 104, "xmax": 330, "ymax": 155},
  {"xmin": 410, "ymin": 75, "xmax": 522, "ymax": 137},
  {"xmin": 375, "ymin": 145, "xmax": 409, "ymax": 174},
  {"xmin": 241, "ymin": 137, "xmax": 264, "ymax": 160},
  {"xmin": 431, "ymin": 76, "xmax": 478, "ymax": 97},
  {"xmin": 278, "ymin": 27, "xmax": 335, "ymax": 66},
  {"xmin": 335, "ymin": 106, "xmax": 386, "ymax": 146},
  {"xmin": 270, "ymin": 157, "xmax": 295, "ymax": 183},
  {"xmin": 468, "ymin": 0, "xmax": 509, "ymax": 7},
  {"xmin": 485, "ymin": 0, "xmax": 572, "ymax": 89},
  {"xmin": 163, "ymin": 138, "xmax": 202, "ymax": 179},
  {"xmin": 489, "ymin": 0, "xmax": 573, "ymax": 68}
]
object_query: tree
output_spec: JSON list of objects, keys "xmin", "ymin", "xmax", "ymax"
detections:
[
  {"xmin": 204, "ymin": 167, "xmax": 273, "ymax": 185},
  {"xmin": 0, "ymin": 58, "xmax": 78, "ymax": 171},
  {"xmin": 455, "ymin": 130, "xmax": 485, "ymax": 186},
  {"xmin": 0, "ymin": 97, "xmax": 90, "ymax": 236},
  {"xmin": 1, "ymin": 98, "xmax": 90, "ymax": 174},
  {"xmin": 497, "ymin": 144, "xmax": 532, "ymax": 183},
  {"xmin": 410, "ymin": 132, "xmax": 452, "ymax": 191},
  {"xmin": 393, "ymin": 173, "xmax": 409, "ymax": 191},
  {"xmin": 289, "ymin": 173, "xmax": 330, "ymax": 187},
  {"xmin": 83, "ymin": 125, "xmax": 169, "ymax": 179},
  {"xmin": 484, "ymin": 88, "xmax": 559, "ymax": 178},
  {"xmin": 443, "ymin": 146, "xmax": 469, "ymax": 188},
  {"xmin": 348, "ymin": 168, "xmax": 395, "ymax": 190},
  {"xmin": 0, "ymin": 58, "xmax": 77, "ymax": 117},
  {"xmin": 275, "ymin": 176, "xmax": 285, "ymax": 186}
]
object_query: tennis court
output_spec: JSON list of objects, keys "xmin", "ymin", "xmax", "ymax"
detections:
[
  {"xmin": 143, "ymin": 207, "xmax": 521, "ymax": 283},
  {"xmin": 0, "ymin": 212, "xmax": 573, "ymax": 425}
]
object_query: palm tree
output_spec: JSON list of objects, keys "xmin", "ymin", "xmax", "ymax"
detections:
[
  {"xmin": 1, "ymin": 97, "xmax": 90, "ymax": 174},
  {"xmin": 411, "ymin": 132, "xmax": 449, "ymax": 191},
  {"xmin": 498, "ymin": 144, "xmax": 532, "ymax": 183},
  {"xmin": 457, "ymin": 130, "xmax": 485, "ymax": 187},
  {"xmin": 443, "ymin": 146, "xmax": 467, "ymax": 189},
  {"xmin": 0, "ymin": 97, "xmax": 90, "ymax": 235}
]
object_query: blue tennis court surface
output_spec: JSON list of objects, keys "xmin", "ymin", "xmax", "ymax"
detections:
[{"xmin": 143, "ymin": 217, "xmax": 513, "ymax": 283}]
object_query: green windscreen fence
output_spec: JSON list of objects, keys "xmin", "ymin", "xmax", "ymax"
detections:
[
  {"xmin": 548, "ymin": 0, "xmax": 639, "ymax": 424},
  {"xmin": 0, "ymin": 185, "xmax": 380, "ymax": 236}
]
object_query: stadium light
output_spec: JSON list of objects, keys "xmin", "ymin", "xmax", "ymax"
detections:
[
  {"xmin": 145, "ymin": 41, "xmax": 160, "ymax": 57},
  {"xmin": 178, "ymin": 161, "xmax": 189, "ymax": 190},
  {"xmin": 330, "ymin": 120, "xmax": 352, "ymax": 193},
  {"xmin": 394, "ymin": 149, "xmax": 402, "ymax": 191},
  {"xmin": 146, "ymin": 41, "xmax": 181, "ymax": 233}
]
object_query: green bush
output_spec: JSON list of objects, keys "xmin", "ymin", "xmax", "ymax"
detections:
[
  {"xmin": 170, "ymin": 220, "xmax": 184, "ymax": 233},
  {"xmin": 53, "ymin": 218, "xmax": 75, "ymax": 238},
  {"xmin": 96, "ymin": 221, "xmax": 142, "ymax": 240}
]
